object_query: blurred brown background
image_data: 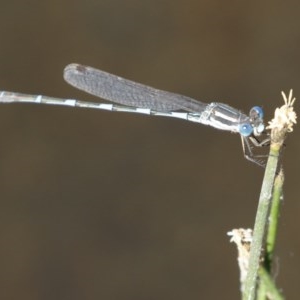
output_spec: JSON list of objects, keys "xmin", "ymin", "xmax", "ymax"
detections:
[{"xmin": 0, "ymin": 1, "xmax": 299, "ymax": 299}]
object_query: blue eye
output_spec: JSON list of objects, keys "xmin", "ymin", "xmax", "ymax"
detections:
[
  {"xmin": 250, "ymin": 106, "xmax": 264, "ymax": 120},
  {"xmin": 239, "ymin": 123, "xmax": 253, "ymax": 136}
]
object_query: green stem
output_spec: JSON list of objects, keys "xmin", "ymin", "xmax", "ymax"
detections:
[
  {"xmin": 240, "ymin": 90, "xmax": 295, "ymax": 299},
  {"xmin": 265, "ymin": 170, "xmax": 284, "ymax": 271},
  {"xmin": 256, "ymin": 169, "xmax": 284, "ymax": 299},
  {"xmin": 258, "ymin": 267, "xmax": 285, "ymax": 300},
  {"xmin": 242, "ymin": 144, "xmax": 280, "ymax": 300}
]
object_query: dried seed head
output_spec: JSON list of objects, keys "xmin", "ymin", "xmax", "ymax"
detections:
[{"xmin": 267, "ymin": 89, "xmax": 297, "ymax": 143}]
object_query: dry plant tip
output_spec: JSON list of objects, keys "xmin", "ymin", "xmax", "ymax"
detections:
[
  {"xmin": 228, "ymin": 228, "xmax": 253, "ymax": 291},
  {"xmin": 267, "ymin": 89, "xmax": 297, "ymax": 134}
]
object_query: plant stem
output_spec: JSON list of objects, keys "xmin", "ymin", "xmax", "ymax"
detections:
[
  {"xmin": 241, "ymin": 90, "xmax": 296, "ymax": 299},
  {"xmin": 242, "ymin": 144, "xmax": 280, "ymax": 300},
  {"xmin": 265, "ymin": 169, "xmax": 284, "ymax": 271},
  {"xmin": 256, "ymin": 169, "xmax": 284, "ymax": 299},
  {"xmin": 258, "ymin": 267, "xmax": 285, "ymax": 300}
]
